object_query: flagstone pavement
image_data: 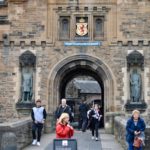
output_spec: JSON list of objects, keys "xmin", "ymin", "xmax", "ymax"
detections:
[{"xmin": 23, "ymin": 130, "xmax": 124, "ymax": 150}]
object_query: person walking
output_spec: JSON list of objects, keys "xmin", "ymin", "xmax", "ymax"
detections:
[
  {"xmin": 31, "ymin": 99, "xmax": 47, "ymax": 146},
  {"xmin": 89, "ymin": 104, "xmax": 102, "ymax": 141},
  {"xmin": 126, "ymin": 109, "xmax": 146, "ymax": 150},
  {"xmin": 55, "ymin": 98, "xmax": 73, "ymax": 122},
  {"xmin": 78, "ymin": 101, "xmax": 88, "ymax": 132},
  {"xmin": 56, "ymin": 113, "xmax": 74, "ymax": 138}
]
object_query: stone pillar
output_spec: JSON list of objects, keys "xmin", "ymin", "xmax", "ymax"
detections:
[
  {"xmin": 1, "ymin": 132, "xmax": 17, "ymax": 150},
  {"xmin": 44, "ymin": 113, "xmax": 56, "ymax": 133},
  {"xmin": 105, "ymin": 112, "xmax": 125, "ymax": 134}
]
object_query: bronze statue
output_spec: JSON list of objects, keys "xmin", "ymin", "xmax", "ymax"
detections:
[
  {"xmin": 130, "ymin": 69, "xmax": 141, "ymax": 102},
  {"xmin": 22, "ymin": 68, "xmax": 33, "ymax": 102}
]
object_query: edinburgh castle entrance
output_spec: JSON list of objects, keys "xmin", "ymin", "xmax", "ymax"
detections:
[{"xmin": 1, "ymin": 0, "xmax": 150, "ymax": 149}]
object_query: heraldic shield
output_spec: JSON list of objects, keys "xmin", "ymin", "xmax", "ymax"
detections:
[{"xmin": 76, "ymin": 22, "xmax": 88, "ymax": 36}]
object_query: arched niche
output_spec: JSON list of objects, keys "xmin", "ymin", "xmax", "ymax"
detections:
[
  {"xmin": 16, "ymin": 51, "xmax": 36, "ymax": 115},
  {"xmin": 125, "ymin": 50, "xmax": 147, "ymax": 112}
]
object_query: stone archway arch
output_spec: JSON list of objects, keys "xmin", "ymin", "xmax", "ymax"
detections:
[{"xmin": 48, "ymin": 54, "xmax": 116, "ymax": 118}]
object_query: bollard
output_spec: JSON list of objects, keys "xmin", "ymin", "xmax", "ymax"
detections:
[{"xmin": 1, "ymin": 132, "xmax": 17, "ymax": 150}]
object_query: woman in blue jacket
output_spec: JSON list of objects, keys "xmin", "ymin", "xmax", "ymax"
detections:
[{"xmin": 126, "ymin": 109, "xmax": 146, "ymax": 150}]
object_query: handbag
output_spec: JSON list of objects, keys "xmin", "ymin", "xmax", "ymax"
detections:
[{"xmin": 133, "ymin": 137, "xmax": 142, "ymax": 148}]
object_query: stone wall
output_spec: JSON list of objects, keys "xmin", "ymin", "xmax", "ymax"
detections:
[
  {"xmin": 8, "ymin": 0, "xmax": 47, "ymax": 40},
  {"xmin": 118, "ymin": 0, "xmax": 150, "ymax": 40},
  {"xmin": 114, "ymin": 116, "xmax": 150, "ymax": 150},
  {"xmin": 0, "ymin": 118, "xmax": 32, "ymax": 150}
]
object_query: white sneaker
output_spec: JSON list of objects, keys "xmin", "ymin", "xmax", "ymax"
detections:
[
  {"xmin": 32, "ymin": 139, "xmax": 37, "ymax": 145},
  {"xmin": 91, "ymin": 136, "xmax": 95, "ymax": 140},
  {"xmin": 37, "ymin": 142, "xmax": 40, "ymax": 146},
  {"xmin": 95, "ymin": 138, "xmax": 98, "ymax": 141}
]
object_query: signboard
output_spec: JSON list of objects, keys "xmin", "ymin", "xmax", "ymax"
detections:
[
  {"xmin": 53, "ymin": 139, "xmax": 77, "ymax": 150},
  {"xmin": 64, "ymin": 42, "xmax": 101, "ymax": 46}
]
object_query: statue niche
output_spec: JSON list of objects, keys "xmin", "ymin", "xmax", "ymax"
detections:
[
  {"xmin": 19, "ymin": 51, "xmax": 36, "ymax": 102},
  {"xmin": 125, "ymin": 51, "xmax": 147, "ymax": 111}
]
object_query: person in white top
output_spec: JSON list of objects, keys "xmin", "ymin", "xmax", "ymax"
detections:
[
  {"xmin": 31, "ymin": 99, "xmax": 47, "ymax": 146},
  {"xmin": 88, "ymin": 104, "xmax": 102, "ymax": 141}
]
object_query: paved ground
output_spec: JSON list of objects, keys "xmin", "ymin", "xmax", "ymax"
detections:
[{"xmin": 23, "ymin": 130, "xmax": 124, "ymax": 150}]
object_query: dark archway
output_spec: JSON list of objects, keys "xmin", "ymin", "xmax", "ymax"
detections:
[
  {"xmin": 59, "ymin": 67, "xmax": 104, "ymax": 127},
  {"xmin": 48, "ymin": 54, "xmax": 115, "ymax": 128}
]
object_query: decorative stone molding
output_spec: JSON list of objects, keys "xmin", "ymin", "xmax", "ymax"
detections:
[
  {"xmin": 127, "ymin": 50, "xmax": 144, "ymax": 71},
  {"xmin": 19, "ymin": 51, "xmax": 36, "ymax": 67},
  {"xmin": 117, "ymin": 40, "xmax": 150, "ymax": 46},
  {"xmin": 16, "ymin": 102, "xmax": 35, "ymax": 116},
  {"xmin": 125, "ymin": 102, "xmax": 147, "ymax": 112}
]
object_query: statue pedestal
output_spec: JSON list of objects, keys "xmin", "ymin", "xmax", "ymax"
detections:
[
  {"xmin": 125, "ymin": 100, "xmax": 147, "ymax": 112},
  {"xmin": 16, "ymin": 102, "xmax": 35, "ymax": 116}
]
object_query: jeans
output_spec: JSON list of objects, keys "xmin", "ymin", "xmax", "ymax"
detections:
[
  {"xmin": 91, "ymin": 121, "xmax": 99, "ymax": 138},
  {"xmin": 128, "ymin": 142, "xmax": 142, "ymax": 150},
  {"xmin": 79, "ymin": 118, "xmax": 87, "ymax": 131},
  {"xmin": 32, "ymin": 123, "xmax": 43, "ymax": 142}
]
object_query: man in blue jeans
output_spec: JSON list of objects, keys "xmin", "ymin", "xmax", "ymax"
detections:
[{"xmin": 78, "ymin": 101, "xmax": 88, "ymax": 132}]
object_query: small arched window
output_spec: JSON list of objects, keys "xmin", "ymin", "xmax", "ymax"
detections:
[
  {"xmin": 96, "ymin": 19, "xmax": 102, "ymax": 32},
  {"xmin": 59, "ymin": 17, "xmax": 70, "ymax": 40},
  {"xmin": 62, "ymin": 19, "xmax": 69, "ymax": 32},
  {"xmin": 94, "ymin": 17, "xmax": 104, "ymax": 39}
]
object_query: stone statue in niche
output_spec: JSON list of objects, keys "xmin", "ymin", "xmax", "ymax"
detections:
[
  {"xmin": 130, "ymin": 69, "xmax": 141, "ymax": 102},
  {"xmin": 21, "ymin": 68, "xmax": 33, "ymax": 102}
]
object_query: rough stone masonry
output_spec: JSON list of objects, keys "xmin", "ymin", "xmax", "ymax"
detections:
[{"xmin": 0, "ymin": 0, "xmax": 150, "ymax": 149}]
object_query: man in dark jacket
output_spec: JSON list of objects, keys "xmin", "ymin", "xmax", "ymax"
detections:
[
  {"xmin": 31, "ymin": 99, "xmax": 47, "ymax": 146},
  {"xmin": 55, "ymin": 98, "xmax": 72, "ymax": 121},
  {"xmin": 78, "ymin": 101, "xmax": 88, "ymax": 132},
  {"xmin": 126, "ymin": 110, "xmax": 146, "ymax": 150}
]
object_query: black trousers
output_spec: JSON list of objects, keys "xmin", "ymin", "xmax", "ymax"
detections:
[
  {"xmin": 32, "ymin": 123, "xmax": 43, "ymax": 142},
  {"xmin": 91, "ymin": 121, "xmax": 99, "ymax": 138}
]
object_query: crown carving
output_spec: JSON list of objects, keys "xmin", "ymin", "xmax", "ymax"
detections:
[{"xmin": 79, "ymin": 18, "xmax": 85, "ymax": 23}]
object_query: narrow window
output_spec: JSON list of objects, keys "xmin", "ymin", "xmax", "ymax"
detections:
[
  {"xmin": 94, "ymin": 17, "xmax": 104, "ymax": 39},
  {"xmin": 59, "ymin": 17, "xmax": 70, "ymax": 40}
]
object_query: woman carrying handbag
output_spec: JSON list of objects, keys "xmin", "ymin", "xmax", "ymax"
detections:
[{"xmin": 126, "ymin": 110, "xmax": 146, "ymax": 150}]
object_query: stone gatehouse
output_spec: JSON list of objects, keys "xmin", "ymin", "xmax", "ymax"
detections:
[{"xmin": 0, "ymin": 0, "xmax": 150, "ymax": 148}]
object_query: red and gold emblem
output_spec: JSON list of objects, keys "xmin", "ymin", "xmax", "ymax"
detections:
[{"xmin": 76, "ymin": 18, "xmax": 88, "ymax": 36}]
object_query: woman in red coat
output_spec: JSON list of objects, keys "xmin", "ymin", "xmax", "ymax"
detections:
[{"xmin": 56, "ymin": 113, "xmax": 74, "ymax": 138}]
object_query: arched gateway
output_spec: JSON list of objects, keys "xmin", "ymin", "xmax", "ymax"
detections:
[{"xmin": 47, "ymin": 54, "xmax": 115, "ymax": 129}]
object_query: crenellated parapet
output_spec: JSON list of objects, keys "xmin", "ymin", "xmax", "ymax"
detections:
[
  {"xmin": 0, "ymin": 40, "xmax": 50, "ymax": 49},
  {"xmin": 117, "ymin": 40, "xmax": 150, "ymax": 47}
]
